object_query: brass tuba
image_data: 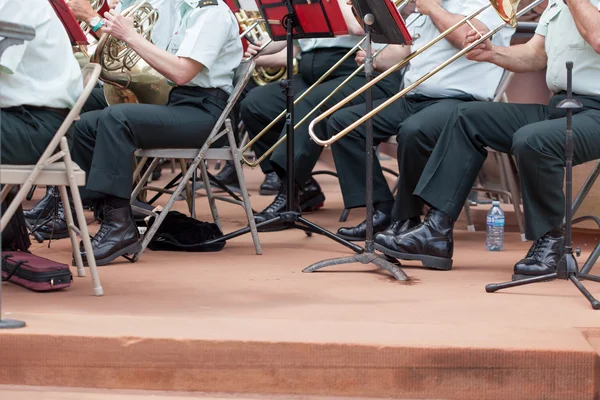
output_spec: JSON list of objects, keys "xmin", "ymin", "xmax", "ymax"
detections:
[
  {"xmin": 235, "ymin": 10, "xmax": 296, "ymax": 86},
  {"xmin": 91, "ymin": 1, "xmax": 172, "ymax": 105}
]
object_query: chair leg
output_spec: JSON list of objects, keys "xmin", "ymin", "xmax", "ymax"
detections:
[
  {"xmin": 464, "ymin": 200, "xmax": 475, "ymax": 232},
  {"xmin": 131, "ymin": 157, "xmax": 160, "ymax": 204},
  {"xmin": 61, "ymin": 139, "xmax": 103, "ymax": 296},
  {"xmin": 200, "ymin": 161, "xmax": 221, "ymax": 230},
  {"xmin": 501, "ymin": 154, "xmax": 526, "ymax": 241},
  {"xmin": 227, "ymin": 120, "xmax": 262, "ymax": 255},
  {"xmin": 58, "ymin": 186, "xmax": 85, "ymax": 278},
  {"xmin": 178, "ymin": 158, "xmax": 194, "ymax": 214},
  {"xmin": 339, "ymin": 209, "xmax": 350, "ymax": 223}
]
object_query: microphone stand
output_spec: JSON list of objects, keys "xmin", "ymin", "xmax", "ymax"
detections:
[
  {"xmin": 303, "ymin": 14, "xmax": 408, "ymax": 281},
  {"xmin": 486, "ymin": 61, "xmax": 600, "ymax": 310}
]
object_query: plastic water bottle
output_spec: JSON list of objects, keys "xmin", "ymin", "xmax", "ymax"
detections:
[{"xmin": 486, "ymin": 201, "xmax": 504, "ymax": 251}]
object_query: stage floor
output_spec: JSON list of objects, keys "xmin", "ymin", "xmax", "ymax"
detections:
[{"xmin": 1, "ymin": 160, "xmax": 600, "ymax": 400}]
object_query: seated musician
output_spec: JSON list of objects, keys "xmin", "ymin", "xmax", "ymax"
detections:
[
  {"xmin": 324, "ymin": 0, "xmax": 514, "ymax": 241},
  {"xmin": 70, "ymin": 0, "xmax": 243, "ymax": 266},
  {"xmin": 239, "ymin": 0, "xmax": 403, "ymax": 227},
  {"xmin": 374, "ymin": 0, "xmax": 600, "ymax": 275},
  {"xmin": 24, "ymin": 0, "xmax": 178, "ymax": 238},
  {"xmin": 0, "ymin": 0, "xmax": 83, "ymax": 165}
]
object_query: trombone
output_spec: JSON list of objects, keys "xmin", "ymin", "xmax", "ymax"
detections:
[
  {"xmin": 240, "ymin": 0, "xmax": 413, "ymax": 168},
  {"xmin": 308, "ymin": 0, "xmax": 543, "ymax": 147}
]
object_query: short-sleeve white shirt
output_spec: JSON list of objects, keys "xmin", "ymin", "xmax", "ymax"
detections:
[{"xmin": 0, "ymin": 0, "xmax": 83, "ymax": 108}]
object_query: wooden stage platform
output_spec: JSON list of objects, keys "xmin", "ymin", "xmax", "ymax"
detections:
[{"xmin": 1, "ymin": 161, "xmax": 599, "ymax": 400}]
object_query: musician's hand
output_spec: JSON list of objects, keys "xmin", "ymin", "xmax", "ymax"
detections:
[
  {"xmin": 103, "ymin": 9, "xmax": 137, "ymax": 43},
  {"xmin": 66, "ymin": 0, "xmax": 97, "ymax": 22},
  {"xmin": 244, "ymin": 42, "xmax": 263, "ymax": 59},
  {"xmin": 414, "ymin": 0, "xmax": 442, "ymax": 16},
  {"xmin": 464, "ymin": 29, "xmax": 494, "ymax": 62},
  {"xmin": 355, "ymin": 50, "xmax": 377, "ymax": 69}
]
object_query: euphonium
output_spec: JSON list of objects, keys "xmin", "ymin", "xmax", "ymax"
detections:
[
  {"xmin": 235, "ymin": 10, "xmax": 295, "ymax": 86},
  {"xmin": 91, "ymin": 1, "xmax": 171, "ymax": 105}
]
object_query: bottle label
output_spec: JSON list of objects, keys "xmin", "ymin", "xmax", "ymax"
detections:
[{"xmin": 487, "ymin": 216, "xmax": 505, "ymax": 227}]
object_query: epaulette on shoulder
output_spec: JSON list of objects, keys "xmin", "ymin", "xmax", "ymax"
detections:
[{"xmin": 196, "ymin": 0, "xmax": 218, "ymax": 7}]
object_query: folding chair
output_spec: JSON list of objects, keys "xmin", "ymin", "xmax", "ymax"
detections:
[
  {"xmin": 0, "ymin": 63, "xmax": 104, "ymax": 296},
  {"xmin": 572, "ymin": 160, "xmax": 600, "ymax": 275},
  {"xmin": 130, "ymin": 60, "xmax": 261, "ymax": 261},
  {"xmin": 462, "ymin": 71, "xmax": 527, "ymax": 241}
]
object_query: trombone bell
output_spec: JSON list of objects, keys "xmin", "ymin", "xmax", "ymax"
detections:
[{"xmin": 490, "ymin": 0, "xmax": 520, "ymax": 28}]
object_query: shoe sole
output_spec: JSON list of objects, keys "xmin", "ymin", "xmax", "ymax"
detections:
[
  {"xmin": 74, "ymin": 241, "xmax": 142, "ymax": 267},
  {"xmin": 259, "ymin": 188, "xmax": 279, "ymax": 196},
  {"xmin": 300, "ymin": 192, "xmax": 326, "ymax": 212},
  {"xmin": 374, "ymin": 243, "xmax": 453, "ymax": 270}
]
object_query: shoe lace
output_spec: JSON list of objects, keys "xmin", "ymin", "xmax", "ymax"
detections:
[
  {"xmin": 92, "ymin": 209, "xmax": 112, "ymax": 245},
  {"xmin": 529, "ymin": 236, "xmax": 550, "ymax": 260},
  {"xmin": 264, "ymin": 188, "xmax": 287, "ymax": 213}
]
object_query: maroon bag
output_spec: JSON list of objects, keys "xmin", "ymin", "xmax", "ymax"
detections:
[{"xmin": 1, "ymin": 251, "xmax": 72, "ymax": 292}]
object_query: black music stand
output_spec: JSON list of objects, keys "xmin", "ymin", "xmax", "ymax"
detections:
[
  {"xmin": 486, "ymin": 62, "xmax": 600, "ymax": 310},
  {"xmin": 198, "ymin": 0, "xmax": 365, "ymax": 253},
  {"xmin": 0, "ymin": 20, "xmax": 35, "ymax": 330},
  {"xmin": 303, "ymin": 0, "xmax": 412, "ymax": 280}
]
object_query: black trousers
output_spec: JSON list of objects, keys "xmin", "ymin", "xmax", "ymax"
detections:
[
  {"xmin": 1, "ymin": 107, "xmax": 68, "ymax": 165},
  {"xmin": 240, "ymin": 46, "xmax": 402, "ymax": 183},
  {"xmin": 81, "ymin": 86, "xmax": 109, "ymax": 114},
  {"xmin": 327, "ymin": 96, "xmax": 472, "ymax": 210},
  {"xmin": 72, "ymin": 87, "xmax": 226, "ymax": 200},
  {"xmin": 414, "ymin": 94, "xmax": 600, "ymax": 241}
]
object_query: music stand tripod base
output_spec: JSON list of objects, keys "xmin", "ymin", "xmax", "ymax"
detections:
[
  {"xmin": 0, "ymin": 319, "xmax": 26, "ymax": 329},
  {"xmin": 302, "ymin": 13, "xmax": 409, "ymax": 282}
]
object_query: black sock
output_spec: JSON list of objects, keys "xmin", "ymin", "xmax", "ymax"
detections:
[
  {"xmin": 105, "ymin": 196, "xmax": 130, "ymax": 209},
  {"xmin": 374, "ymin": 200, "xmax": 393, "ymax": 215}
]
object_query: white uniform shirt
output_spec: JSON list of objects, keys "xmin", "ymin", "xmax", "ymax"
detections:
[
  {"xmin": 403, "ymin": 0, "xmax": 515, "ymax": 101},
  {"xmin": 118, "ymin": 0, "xmax": 176, "ymax": 49},
  {"xmin": 0, "ymin": 0, "xmax": 83, "ymax": 109},
  {"xmin": 536, "ymin": 0, "xmax": 600, "ymax": 95},
  {"xmin": 165, "ymin": 0, "xmax": 243, "ymax": 93}
]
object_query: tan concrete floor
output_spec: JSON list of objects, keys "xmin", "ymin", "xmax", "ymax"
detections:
[{"xmin": 1, "ymin": 159, "xmax": 600, "ymax": 399}]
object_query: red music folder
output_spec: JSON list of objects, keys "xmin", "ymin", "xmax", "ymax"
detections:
[
  {"xmin": 256, "ymin": 0, "xmax": 349, "ymax": 41},
  {"xmin": 48, "ymin": 0, "xmax": 88, "ymax": 46},
  {"xmin": 224, "ymin": 0, "xmax": 242, "ymax": 13}
]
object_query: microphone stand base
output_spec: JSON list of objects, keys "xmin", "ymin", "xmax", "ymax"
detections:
[{"xmin": 0, "ymin": 319, "xmax": 26, "ymax": 329}]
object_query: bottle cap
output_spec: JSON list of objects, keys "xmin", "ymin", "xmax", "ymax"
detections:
[{"xmin": 492, "ymin": 200, "xmax": 500, "ymax": 206}]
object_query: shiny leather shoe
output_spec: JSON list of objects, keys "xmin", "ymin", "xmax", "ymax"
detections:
[
  {"xmin": 299, "ymin": 178, "xmax": 325, "ymax": 212},
  {"xmin": 254, "ymin": 185, "xmax": 300, "ymax": 231},
  {"xmin": 214, "ymin": 161, "xmax": 240, "ymax": 188},
  {"xmin": 259, "ymin": 172, "xmax": 281, "ymax": 195},
  {"xmin": 24, "ymin": 186, "xmax": 59, "ymax": 222},
  {"xmin": 378, "ymin": 217, "xmax": 421, "ymax": 236},
  {"xmin": 337, "ymin": 210, "xmax": 392, "ymax": 241},
  {"xmin": 78, "ymin": 206, "xmax": 141, "ymax": 266},
  {"xmin": 374, "ymin": 209, "xmax": 454, "ymax": 270},
  {"xmin": 512, "ymin": 227, "xmax": 564, "ymax": 280},
  {"xmin": 36, "ymin": 200, "xmax": 72, "ymax": 240}
]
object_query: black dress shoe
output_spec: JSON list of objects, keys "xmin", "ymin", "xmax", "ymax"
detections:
[
  {"xmin": 78, "ymin": 206, "xmax": 141, "ymax": 266},
  {"xmin": 299, "ymin": 178, "xmax": 325, "ymax": 212},
  {"xmin": 378, "ymin": 217, "xmax": 421, "ymax": 236},
  {"xmin": 24, "ymin": 186, "xmax": 59, "ymax": 222},
  {"xmin": 254, "ymin": 184, "xmax": 301, "ymax": 231},
  {"xmin": 35, "ymin": 200, "xmax": 72, "ymax": 240},
  {"xmin": 337, "ymin": 210, "xmax": 392, "ymax": 241},
  {"xmin": 259, "ymin": 172, "xmax": 281, "ymax": 195},
  {"xmin": 214, "ymin": 161, "xmax": 240, "ymax": 188},
  {"xmin": 512, "ymin": 227, "xmax": 564, "ymax": 280},
  {"xmin": 374, "ymin": 209, "xmax": 454, "ymax": 270}
]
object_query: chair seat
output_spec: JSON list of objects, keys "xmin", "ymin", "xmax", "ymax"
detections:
[
  {"xmin": 136, "ymin": 148, "xmax": 233, "ymax": 161},
  {"xmin": 0, "ymin": 162, "xmax": 86, "ymax": 186}
]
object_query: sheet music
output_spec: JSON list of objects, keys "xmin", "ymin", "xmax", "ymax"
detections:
[{"xmin": 239, "ymin": 0, "xmax": 259, "ymax": 11}]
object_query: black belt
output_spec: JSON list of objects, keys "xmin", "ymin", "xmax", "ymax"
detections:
[
  {"xmin": 170, "ymin": 85, "xmax": 230, "ymax": 102},
  {"xmin": 7, "ymin": 105, "xmax": 70, "ymax": 118}
]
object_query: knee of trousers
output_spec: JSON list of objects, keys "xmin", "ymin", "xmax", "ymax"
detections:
[
  {"xmin": 396, "ymin": 120, "xmax": 430, "ymax": 152},
  {"xmin": 511, "ymin": 125, "xmax": 545, "ymax": 162}
]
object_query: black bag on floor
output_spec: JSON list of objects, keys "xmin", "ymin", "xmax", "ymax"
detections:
[
  {"xmin": 1, "ymin": 187, "xmax": 31, "ymax": 252},
  {"xmin": 147, "ymin": 211, "xmax": 226, "ymax": 252}
]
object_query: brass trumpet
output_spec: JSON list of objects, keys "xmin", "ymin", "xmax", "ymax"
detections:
[
  {"xmin": 91, "ymin": 1, "xmax": 172, "ymax": 105},
  {"xmin": 308, "ymin": 0, "xmax": 543, "ymax": 147},
  {"xmin": 240, "ymin": 0, "xmax": 412, "ymax": 168}
]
